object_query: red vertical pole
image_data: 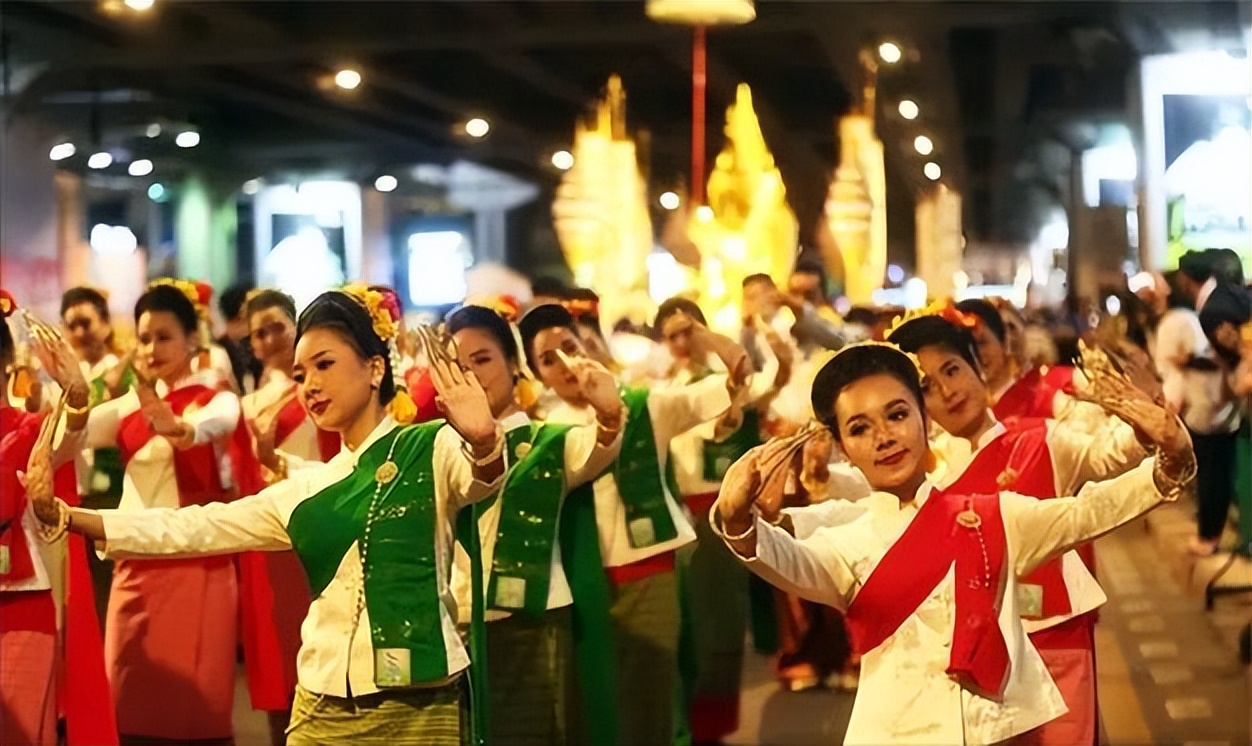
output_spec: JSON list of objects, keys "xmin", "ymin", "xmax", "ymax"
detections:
[{"xmin": 692, "ymin": 25, "xmax": 707, "ymax": 207}]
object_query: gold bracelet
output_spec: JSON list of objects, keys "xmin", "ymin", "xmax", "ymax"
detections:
[
  {"xmin": 37, "ymin": 498, "xmax": 71, "ymax": 544},
  {"xmin": 64, "ymin": 398, "xmax": 90, "ymax": 417},
  {"xmin": 595, "ymin": 405, "xmax": 627, "ymax": 436}
]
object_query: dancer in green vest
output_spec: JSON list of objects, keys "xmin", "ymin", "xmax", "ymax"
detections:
[
  {"xmin": 25, "ymin": 287, "xmax": 508, "ymax": 746},
  {"xmin": 651, "ymin": 297, "xmax": 790, "ymax": 745},
  {"xmin": 446, "ymin": 302, "xmax": 624, "ymax": 746},
  {"xmin": 519, "ymin": 303, "xmax": 750, "ymax": 746}
]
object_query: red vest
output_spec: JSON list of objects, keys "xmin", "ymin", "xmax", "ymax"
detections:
[
  {"xmin": 116, "ymin": 384, "xmax": 263, "ymax": 505},
  {"xmin": 993, "ymin": 366, "xmax": 1076, "ymax": 425},
  {"xmin": 272, "ymin": 393, "xmax": 340, "ymax": 461}
]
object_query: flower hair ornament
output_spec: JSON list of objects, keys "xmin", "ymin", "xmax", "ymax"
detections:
[
  {"xmin": 562, "ymin": 297, "xmax": 600, "ymax": 322},
  {"xmin": 148, "ymin": 278, "xmax": 214, "ymax": 363},
  {"xmin": 887, "ymin": 298, "xmax": 979, "ymax": 336},
  {"xmin": 467, "ymin": 294, "xmax": 523, "ymax": 324},
  {"xmin": 0, "ymin": 288, "xmax": 16, "ymax": 319},
  {"xmin": 829, "ymin": 339, "xmax": 926, "ymax": 381},
  {"xmin": 341, "ymin": 284, "xmax": 416, "ymax": 423}
]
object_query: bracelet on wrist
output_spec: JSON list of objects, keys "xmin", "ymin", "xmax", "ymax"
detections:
[
  {"xmin": 722, "ymin": 514, "xmax": 756, "ymax": 541},
  {"xmin": 463, "ymin": 425, "xmax": 505, "ymax": 467},
  {"xmin": 37, "ymin": 498, "xmax": 71, "ymax": 544}
]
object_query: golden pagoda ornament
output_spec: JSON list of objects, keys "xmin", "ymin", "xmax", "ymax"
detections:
[
  {"xmin": 552, "ymin": 76, "xmax": 656, "ymax": 328},
  {"xmin": 689, "ymin": 83, "xmax": 799, "ymax": 332}
]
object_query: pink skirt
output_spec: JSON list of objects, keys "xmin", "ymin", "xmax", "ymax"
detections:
[{"xmin": 105, "ymin": 556, "xmax": 238, "ymax": 740}]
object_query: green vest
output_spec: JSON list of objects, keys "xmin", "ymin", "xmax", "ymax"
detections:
[
  {"xmin": 286, "ymin": 421, "xmax": 450, "ymax": 687},
  {"xmin": 480, "ymin": 422, "xmax": 572, "ymax": 618},
  {"xmin": 613, "ymin": 386, "xmax": 680, "ymax": 548},
  {"xmin": 702, "ymin": 408, "xmax": 763, "ymax": 482}
]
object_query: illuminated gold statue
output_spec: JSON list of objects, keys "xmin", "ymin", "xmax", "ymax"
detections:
[
  {"xmin": 691, "ymin": 83, "xmax": 799, "ymax": 332},
  {"xmin": 552, "ymin": 76, "xmax": 656, "ymax": 327},
  {"xmin": 823, "ymin": 47, "xmax": 888, "ymax": 306}
]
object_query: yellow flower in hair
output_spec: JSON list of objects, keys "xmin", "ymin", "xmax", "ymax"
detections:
[
  {"xmin": 149, "ymin": 278, "xmax": 204, "ymax": 314},
  {"xmin": 388, "ymin": 389, "xmax": 418, "ymax": 424},
  {"xmin": 342, "ymin": 284, "xmax": 397, "ymax": 342}
]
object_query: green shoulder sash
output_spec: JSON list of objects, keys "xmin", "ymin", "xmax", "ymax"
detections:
[
  {"xmin": 486, "ymin": 422, "xmax": 572, "ymax": 617},
  {"xmin": 615, "ymin": 386, "xmax": 679, "ymax": 548}
]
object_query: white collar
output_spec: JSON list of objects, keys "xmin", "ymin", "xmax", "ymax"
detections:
[
  {"xmin": 863, "ymin": 480, "xmax": 934, "ymax": 513},
  {"xmin": 976, "ymin": 419, "xmax": 1007, "ymax": 450},
  {"xmin": 500, "ymin": 411, "xmax": 531, "ymax": 432},
  {"xmin": 337, "ymin": 415, "xmax": 398, "ymax": 467}
]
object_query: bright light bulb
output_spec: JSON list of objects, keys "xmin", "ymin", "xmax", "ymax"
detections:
[
  {"xmin": 898, "ymin": 99, "xmax": 919, "ymax": 120},
  {"xmin": 334, "ymin": 69, "xmax": 362, "ymax": 90},
  {"xmin": 374, "ymin": 175, "xmax": 398, "ymax": 192},
  {"xmin": 147, "ymin": 183, "xmax": 165, "ymax": 201},
  {"xmin": 923, "ymin": 162, "xmax": 942, "ymax": 181},
  {"xmin": 128, "ymin": 158, "xmax": 153, "ymax": 176},
  {"xmin": 878, "ymin": 42, "xmax": 902, "ymax": 64},
  {"xmin": 914, "ymin": 135, "xmax": 934, "ymax": 155},
  {"xmin": 124, "ymin": 0, "xmax": 155, "ymax": 10},
  {"xmin": 175, "ymin": 131, "xmax": 200, "ymax": 148},
  {"xmin": 88, "ymin": 152, "xmax": 113, "ymax": 169},
  {"xmin": 659, "ymin": 191, "xmax": 680, "ymax": 210},
  {"xmin": 241, "ymin": 178, "xmax": 263, "ymax": 195},
  {"xmin": 887, "ymin": 264, "xmax": 905, "ymax": 284},
  {"xmin": 695, "ymin": 205, "xmax": 714, "ymax": 222},
  {"xmin": 551, "ymin": 150, "xmax": 574, "ymax": 170},
  {"xmin": 146, "ymin": 123, "xmax": 161, "ymax": 138},
  {"xmin": 49, "ymin": 143, "xmax": 76, "ymax": 161},
  {"xmin": 465, "ymin": 118, "xmax": 490, "ymax": 138}
]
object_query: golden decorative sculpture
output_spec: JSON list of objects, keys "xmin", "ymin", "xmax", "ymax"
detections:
[
  {"xmin": 552, "ymin": 76, "xmax": 656, "ymax": 327},
  {"xmin": 825, "ymin": 114, "xmax": 887, "ymax": 305},
  {"xmin": 690, "ymin": 83, "xmax": 799, "ymax": 332}
]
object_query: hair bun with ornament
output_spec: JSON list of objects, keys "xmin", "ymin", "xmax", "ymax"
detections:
[{"xmin": 340, "ymin": 283, "xmax": 417, "ymax": 423}]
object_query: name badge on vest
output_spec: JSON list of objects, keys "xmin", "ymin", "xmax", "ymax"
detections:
[
  {"xmin": 91, "ymin": 470, "xmax": 112, "ymax": 494},
  {"xmin": 1017, "ymin": 583, "xmax": 1044, "ymax": 618},
  {"xmin": 375, "ymin": 648, "xmax": 411, "ymax": 687},
  {"xmin": 0, "ymin": 546, "xmax": 9, "ymax": 575},
  {"xmin": 494, "ymin": 576, "xmax": 526, "ymax": 609},
  {"xmin": 629, "ymin": 517, "xmax": 656, "ymax": 548}
]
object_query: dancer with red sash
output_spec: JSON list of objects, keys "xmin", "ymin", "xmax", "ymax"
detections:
[
  {"xmin": 713, "ymin": 343, "xmax": 1194, "ymax": 744},
  {"xmin": 885, "ymin": 312, "xmax": 1151, "ymax": 745},
  {"xmin": 236, "ymin": 289, "xmax": 337, "ymax": 745},
  {"xmin": 955, "ymin": 299, "xmax": 1079, "ymax": 424},
  {"xmin": 62, "ymin": 280, "xmax": 263, "ymax": 742},
  {"xmin": 1, "ymin": 293, "xmax": 117, "ymax": 746}
]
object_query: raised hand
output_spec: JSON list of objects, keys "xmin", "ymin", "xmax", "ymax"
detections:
[
  {"xmin": 1075, "ymin": 342, "xmax": 1187, "ymax": 456},
  {"xmin": 564, "ymin": 353, "xmax": 622, "ymax": 419},
  {"xmin": 26, "ymin": 313, "xmax": 87, "ymax": 400},
  {"xmin": 420, "ymin": 325, "xmax": 498, "ymax": 450}
]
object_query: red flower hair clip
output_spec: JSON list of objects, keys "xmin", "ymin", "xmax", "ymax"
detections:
[
  {"xmin": 0, "ymin": 289, "xmax": 16, "ymax": 319},
  {"xmin": 563, "ymin": 298, "xmax": 599, "ymax": 321}
]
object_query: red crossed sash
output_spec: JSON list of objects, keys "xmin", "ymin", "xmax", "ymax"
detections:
[
  {"xmin": 993, "ymin": 366, "xmax": 1077, "ymax": 424},
  {"xmin": 844, "ymin": 491, "xmax": 1012, "ymax": 701},
  {"xmin": 117, "ymin": 383, "xmax": 264, "ymax": 506},
  {"xmin": 943, "ymin": 419, "xmax": 1072, "ymax": 619},
  {"xmin": 272, "ymin": 393, "xmax": 341, "ymax": 461},
  {"xmin": 0, "ymin": 407, "xmax": 119, "ymax": 744}
]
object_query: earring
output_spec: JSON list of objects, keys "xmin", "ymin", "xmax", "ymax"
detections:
[{"xmin": 924, "ymin": 448, "xmax": 939, "ymax": 473}]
